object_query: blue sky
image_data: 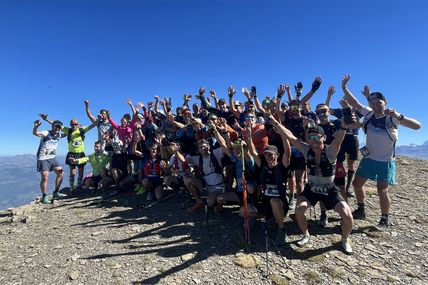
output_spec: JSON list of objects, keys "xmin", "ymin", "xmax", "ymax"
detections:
[{"xmin": 1, "ymin": 0, "xmax": 427, "ymax": 155}]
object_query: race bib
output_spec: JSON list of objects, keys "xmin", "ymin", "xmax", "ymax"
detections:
[
  {"xmin": 310, "ymin": 185, "xmax": 329, "ymax": 195},
  {"xmin": 72, "ymin": 140, "xmax": 82, "ymax": 147},
  {"xmin": 265, "ymin": 184, "xmax": 280, "ymax": 197}
]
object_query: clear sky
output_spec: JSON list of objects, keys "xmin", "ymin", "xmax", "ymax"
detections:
[{"xmin": 1, "ymin": 0, "xmax": 427, "ymax": 156}]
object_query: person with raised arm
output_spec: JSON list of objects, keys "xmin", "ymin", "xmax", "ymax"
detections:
[
  {"xmin": 33, "ymin": 119, "xmax": 64, "ymax": 204},
  {"xmin": 84, "ymin": 100, "xmax": 112, "ymax": 147},
  {"xmin": 342, "ymin": 74, "xmax": 421, "ymax": 230},
  {"xmin": 245, "ymin": 114, "xmax": 291, "ymax": 246},
  {"xmin": 278, "ymin": 100, "xmax": 355, "ymax": 255}
]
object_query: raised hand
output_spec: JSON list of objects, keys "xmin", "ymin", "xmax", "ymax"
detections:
[
  {"xmin": 84, "ymin": 99, "xmax": 90, "ymax": 106},
  {"xmin": 126, "ymin": 98, "xmax": 133, "ymax": 106},
  {"xmin": 38, "ymin": 113, "xmax": 48, "ymax": 120},
  {"xmin": 183, "ymin": 94, "xmax": 192, "ymax": 101},
  {"xmin": 342, "ymin": 74, "xmax": 351, "ymax": 89},
  {"xmin": 250, "ymin": 86, "xmax": 257, "ymax": 98},
  {"xmin": 277, "ymin": 84, "xmax": 286, "ymax": 98},
  {"xmin": 154, "ymin": 95, "xmax": 159, "ymax": 101},
  {"xmin": 327, "ymin": 86, "xmax": 336, "ymax": 97},
  {"xmin": 242, "ymin": 88, "xmax": 251, "ymax": 99},
  {"xmin": 285, "ymin": 84, "xmax": 290, "ymax": 93},
  {"xmin": 147, "ymin": 101, "xmax": 154, "ymax": 109},
  {"xmin": 209, "ymin": 90, "xmax": 217, "ymax": 99},
  {"xmin": 34, "ymin": 120, "xmax": 41, "ymax": 127},
  {"xmin": 227, "ymin": 86, "xmax": 236, "ymax": 98},
  {"xmin": 361, "ymin": 85, "xmax": 370, "ymax": 100},
  {"xmin": 311, "ymin": 76, "xmax": 322, "ymax": 93},
  {"xmin": 137, "ymin": 102, "xmax": 145, "ymax": 109},
  {"xmin": 294, "ymin": 82, "xmax": 303, "ymax": 96},
  {"xmin": 198, "ymin": 87, "xmax": 206, "ymax": 96}
]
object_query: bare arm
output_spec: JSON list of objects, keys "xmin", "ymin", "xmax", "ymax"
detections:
[
  {"xmin": 32, "ymin": 120, "xmax": 44, "ymax": 137},
  {"xmin": 269, "ymin": 114, "xmax": 303, "ymax": 152},
  {"xmin": 251, "ymin": 87, "xmax": 266, "ymax": 114},
  {"xmin": 341, "ymin": 74, "xmax": 364, "ymax": 111},
  {"xmin": 325, "ymin": 86, "xmax": 336, "ymax": 107},
  {"xmin": 126, "ymin": 98, "xmax": 137, "ymax": 118},
  {"xmin": 300, "ymin": 76, "xmax": 322, "ymax": 104},
  {"xmin": 386, "ymin": 109, "xmax": 421, "ymax": 130},
  {"xmin": 227, "ymin": 85, "xmax": 241, "ymax": 119},
  {"xmin": 84, "ymin": 100, "xmax": 97, "ymax": 123}
]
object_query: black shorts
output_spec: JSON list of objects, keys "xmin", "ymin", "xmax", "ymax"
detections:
[
  {"xmin": 299, "ymin": 184, "xmax": 344, "ymax": 210},
  {"xmin": 91, "ymin": 175, "xmax": 102, "ymax": 186},
  {"xmin": 256, "ymin": 195, "xmax": 289, "ymax": 219},
  {"xmin": 66, "ymin": 152, "xmax": 86, "ymax": 167},
  {"xmin": 337, "ymin": 134, "xmax": 359, "ymax": 162}
]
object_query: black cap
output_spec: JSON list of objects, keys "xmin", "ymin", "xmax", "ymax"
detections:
[
  {"xmin": 289, "ymin": 99, "xmax": 301, "ymax": 107},
  {"xmin": 369, "ymin": 92, "xmax": 387, "ymax": 103},
  {"xmin": 52, "ymin": 120, "xmax": 63, "ymax": 127}
]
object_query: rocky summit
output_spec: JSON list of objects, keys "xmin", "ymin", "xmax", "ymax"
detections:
[{"xmin": 0, "ymin": 156, "xmax": 427, "ymax": 285}]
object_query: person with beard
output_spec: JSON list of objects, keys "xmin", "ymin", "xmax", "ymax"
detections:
[
  {"xmin": 342, "ymin": 74, "xmax": 421, "ymax": 230},
  {"xmin": 278, "ymin": 103, "xmax": 355, "ymax": 255},
  {"xmin": 69, "ymin": 141, "xmax": 110, "ymax": 190},
  {"xmin": 84, "ymin": 100, "xmax": 112, "ymax": 149}
]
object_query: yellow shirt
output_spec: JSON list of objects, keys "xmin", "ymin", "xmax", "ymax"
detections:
[{"xmin": 62, "ymin": 126, "xmax": 90, "ymax": 153}]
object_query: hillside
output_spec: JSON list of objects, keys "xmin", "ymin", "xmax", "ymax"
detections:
[{"xmin": 0, "ymin": 156, "xmax": 427, "ymax": 285}]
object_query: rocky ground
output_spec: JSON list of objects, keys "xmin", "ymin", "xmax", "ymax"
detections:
[{"xmin": 0, "ymin": 156, "xmax": 427, "ymax": 285}]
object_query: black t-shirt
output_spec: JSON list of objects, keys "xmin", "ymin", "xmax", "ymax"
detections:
[
  {"xmin": 319, "ymin": 120, "xmax": 341, "ymax": 145},
  {"xmin": 260, "ymin": 160, "xmax": 288, "ymax": 198},
  {"xmin": 283, "ymin": 116, "xmax": 306, "ymax": 140}
]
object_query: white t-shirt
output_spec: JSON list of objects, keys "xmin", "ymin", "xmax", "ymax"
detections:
[
  {"xmin": 188, "ymin": 147, "xmax": 224, "ymax": 186},
  {"xmin": 360, "ymin": 106, "xmax": 400, "ymax": 162},
  {"xmin": 37, "ymin": 130, "xmax": 61, "ymax": 160}
]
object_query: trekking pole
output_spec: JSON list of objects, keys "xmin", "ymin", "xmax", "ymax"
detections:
[
  {"xmin": 141, "ymin": 191, "xmax": 178, "ymax": 210},
  {"xmin": 264, "ymin": 223, "xmax": 269, "ymax": 275},
  {"xmin": 241, "ymin": 145, "xmax": 250, "ymax": 245}
]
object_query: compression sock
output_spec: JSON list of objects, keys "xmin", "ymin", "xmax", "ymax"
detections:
[
  {"xmin": 346, "ymin": 170, "xmax": 355, "ymax": 190},
  {"xmin": 357, "ymin": 203, "xmax": 365, "ymax": 210},
  {"xmin": 69, "ymin": 175, "xmax": 75, "ymax": 190}
]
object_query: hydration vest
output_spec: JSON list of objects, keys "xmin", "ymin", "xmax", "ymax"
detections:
[
  {"xmin": 307, "ymin": 147, "xmax": 336, "ymax": 178},
  {"xmin": 260, "ymin": 163, "xmax": 288, "ymax": 197},
  {"xmin": 362, "ymin": 111, "xmax": 398, "ymax": 142},
  {"xmin": 199, "ymin": 152, "xmax": 223, "ymax": 177}
]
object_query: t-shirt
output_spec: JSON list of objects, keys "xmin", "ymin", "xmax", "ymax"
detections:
[
  {"xmin": 189, "ymin": 147, "xmax": 224, "ymax": 186},
  {"xmin": 359, "ymin": 106, "xmax": 400, "ymax": 162},
  {"xmin": 37, "ymin": 130, "xmax": 61, "ymax": 160},
  {"xmin": 62, "ymin": 126, "xmax": 91, "ymax": 153},
  {"xmin": 76, "ymin": 153, "xmax": 109, "ymax": 176},
  {"xmin": 97, "ymin": 121, "xmax": 112, "ymax": 141}
]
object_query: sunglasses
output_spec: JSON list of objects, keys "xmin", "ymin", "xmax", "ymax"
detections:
[
  {"xmin": 316, "ymin": 110, "xmax": 327, "ymax": 115},
  {"xmin": 54, "ymin": 125, "xmax": 62, "ymax": 128},
  {"xmin": 308, "ymin": 135, "xmax": 322, "ymax": 141},
  {"xmin": 71, "ymin": 123, "xmax": 79, "ymax": 126},
  {"xmin": 290, "ymin": 105, "xmax": 300, "ymax": 110}
]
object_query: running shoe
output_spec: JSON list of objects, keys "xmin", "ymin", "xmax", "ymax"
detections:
[
  {"xmin": 375, "ymin": 219, "xmax": 389, "ymax": 231},
  {"xmin": 41, "ymin": 195, "xmax": 50, "ymax": 204},
  {"xmin": 274, "ymin": 228, "xmax": 287, "ymax": 246},
  {"xmin": 352, "ymin": 207, "xmax": 366, "ymax": 219},
  {"xmin": 346, "ymin": 188, "xmax": 355, "ymax": 197},
  {"xmin": 341, "ymin": 238, "xmax": 353, "ymax": 255},
  {"xmin": 317, "ymin": 214, "xmax": 328, "ymax": 227},
  {"xmin": 53, "ymin": 191, "xmax": 64, "ymax": 199},
  {"xmin": 297, "ymin": 234, "xmax": 311, "ymax": 247}
]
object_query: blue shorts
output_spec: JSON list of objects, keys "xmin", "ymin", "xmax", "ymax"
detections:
[{"xmin": 356, "ymin": 157, "xmax": 396, "ymax": 185}]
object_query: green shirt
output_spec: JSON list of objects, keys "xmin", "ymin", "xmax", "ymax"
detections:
[{"xmin": 76, "ymin": 153, "xmax": 109, "ymax": 176}]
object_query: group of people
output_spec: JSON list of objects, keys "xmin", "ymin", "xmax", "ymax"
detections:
[{"xmin": 33, "ymin": 75, "xmax": 421, "ymax": 255}]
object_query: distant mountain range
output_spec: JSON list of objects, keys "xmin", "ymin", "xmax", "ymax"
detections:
[
  {"xmin": 0, "ymin": 142, "xmax": 427, "ymax": 211},
  {"xmin": 395, "ymin": 141, "xmax": 428, "ymax": 160}
]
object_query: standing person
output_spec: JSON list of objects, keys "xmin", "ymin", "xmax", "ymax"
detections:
[
  {"xmin": 33, "ymin": 119, "xmax": 64, "ymax": 204},
  {"xmin": 342, "ymin": 75, "xmax": 421, "ymax": 230},
  {"xmin": 84, "ymin": 100, "xmax": 112, "ymax": 149}
]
